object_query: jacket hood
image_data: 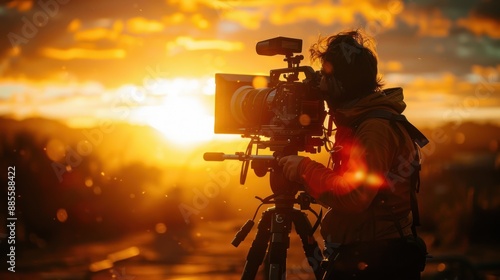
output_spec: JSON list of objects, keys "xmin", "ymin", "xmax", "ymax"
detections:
[{"xmin": 333, "ymin": 87, "xmax": 407, "ymax": 126}]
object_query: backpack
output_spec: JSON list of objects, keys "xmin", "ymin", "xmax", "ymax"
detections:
[{"xmin": 348, "ymin": 110, "xmax": 429, "ymax": 236}]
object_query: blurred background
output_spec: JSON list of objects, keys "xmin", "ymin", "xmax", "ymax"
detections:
[{"xmin": 1, "ymin": 0, "xmax": 499, "ymax": 279}]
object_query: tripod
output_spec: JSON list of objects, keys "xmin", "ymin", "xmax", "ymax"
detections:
[
  {"xmin": 237, "ymin": 192, "xmax": 325, "ymax": 280},
  {"xmin": 203, "ymin": 140, "xmax": 327, "ymax": 280}
]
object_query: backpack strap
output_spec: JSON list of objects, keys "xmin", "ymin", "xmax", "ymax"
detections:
[{"xmin": 350, "ymin": 110, "xmax": 428, "ymax": 148}]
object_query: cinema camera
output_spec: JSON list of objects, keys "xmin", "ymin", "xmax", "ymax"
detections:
[
  {"xmin": 204, "ymin": 37, "xmax": 330, "ymax": 280},
  {"xmin": 213, "ymin": 37, "xmax": 326, "ymax": 147},
  {"xmin": 205, "ymin": 36, "xmax": 331, "ymax": 192},
  {"xmin": 204, "ymin": 37, "xmax": 332, "ymax": 194}
]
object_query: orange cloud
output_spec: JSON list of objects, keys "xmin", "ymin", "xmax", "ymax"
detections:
[
  {"xmin": 217, "ymin": 0, "xmax": 403, "ymax": 32},
  {"xmin": 471, "ymin": 64, "xmax": 500, "ymax": 78},
  {"xmin": 383, "ymin": 70, "xmax": 500, "ymax": 125},
  {"xmin": 385, "ymin": 69, "xmax": 500, "ymax": 109},
  {"xmin": 168, "ymin": 0, "xmax": 198, "ymax": 12},
  {"xmin": 41, "ymin": 48, "xmax": 126, "ymax": 60},
  {"xmin": 7, "ymin": 0, "xmax": 33, "ymax": 11},
  {"xmin": 162, "ymin": 12, "xmax": 186, "ymax": 25},
  {"xmin": 222, "ymin": 9, "xmax": 265, "ymax": 29},
  {"xmin": 166, "ymin": 36, "xmax": 244, "ymax": 53},
  {"xmin": 190, "ymin": 14, "xmax": 210, "ymax": 29},
  {"xmin": 457, "ymin": 15, "xmax": 500, "ymax": 38},
  {"xmin": 69, "ymin": 20, "xmax": 142, "ymax": 48},
  {"xmin": 74, "ymin": 27, "xmax": 119, "ymax": 41},
  {"xmin": 380, "ymin": 60, "xmax": 403, "ymax": 72},
  {"xmin": 126, "ymin": 17, "xmax": 164, "ymax": 33},
  {"xmin": 400, "ymin": 8, "xmax": 452, "ymax": 37},
  {"xmin": 70, "ymin": 19, "xmax": 124, "ymax": 42},
  {"xmin": 67, "ymin": 19, "xmax": 81, "ymax": 32},
  {"xmin": 399, "ymin": 72, "xmax": 462, "ymax": 97},
  {"xmin": 269, "ymin": 3, "xmax": 356, "ymax": 26}
]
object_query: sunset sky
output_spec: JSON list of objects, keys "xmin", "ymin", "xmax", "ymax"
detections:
[{"xmin": 1, "ymin": 0, "xmax": 499, "ymax": 146}]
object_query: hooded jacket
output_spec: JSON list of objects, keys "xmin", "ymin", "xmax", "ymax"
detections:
[{"xmin": 299, "ymin": 88, "xmax": 417, "ymax": 245}]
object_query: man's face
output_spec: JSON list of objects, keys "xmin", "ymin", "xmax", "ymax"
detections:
[
  {"xmin": 322, "ymin": 61, "xmax": 334, "ymax": 75},
  {"xmin": 320, "ymin": 60, "xmax": 344, "ymax": 110}
]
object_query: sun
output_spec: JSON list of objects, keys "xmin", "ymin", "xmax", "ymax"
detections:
[
  {"xmin": 147, "ymin": 95, "xmax": 214, "ymax": 146},
  {"xmin": 131, "ymin": 77, "xmax": 216, "ymax": 147}
]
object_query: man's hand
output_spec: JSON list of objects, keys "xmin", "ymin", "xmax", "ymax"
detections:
[{"xmin": 278, "ymin": 155, "xmax": 306, "ymax": 182}]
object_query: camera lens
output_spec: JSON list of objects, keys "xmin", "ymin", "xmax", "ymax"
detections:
[{"xmin": 230, "ymin": 86, "xmax": 276, "ymax": 127}]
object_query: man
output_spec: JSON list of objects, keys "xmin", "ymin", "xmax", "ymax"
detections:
[{"xmin": 278, "ymin": 30, "xmax": 427, "ymax": 279}]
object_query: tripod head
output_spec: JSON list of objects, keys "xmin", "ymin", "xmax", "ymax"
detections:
[{"xmin": 203, "ymin": 151, "xmax": 301, "ymax": 196}]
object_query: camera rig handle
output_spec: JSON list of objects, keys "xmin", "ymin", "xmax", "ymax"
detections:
[
  {"xmin": 203, "ymin": 152, "xmax": 275, "ymax": 162},
  {"xmin": 203, "ymin": 151, "xmax": 277, "ymax": 184},
  {"xmin": 284, "ymin": 54, "xmax": 304, "ymax": 68},
  {"xmin": 203, "ymin": 134, "xmax": 324, "ymax": 195},
  {"xmin": 269, "ymin": 65, "xmax": 318, "ymax": 86}
]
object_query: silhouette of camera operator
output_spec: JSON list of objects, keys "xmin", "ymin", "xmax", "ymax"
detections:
[{"xmin": 279, "ymin": 30, "xmax": 428, "ymax": 280}]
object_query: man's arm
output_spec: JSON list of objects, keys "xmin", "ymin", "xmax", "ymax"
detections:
[{"xmin": 293, "ymin": 119, "xmax": 398, "ymax": 213}]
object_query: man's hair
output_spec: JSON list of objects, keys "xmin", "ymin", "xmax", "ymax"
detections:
[{"xmin": 310, "ymin": 29, "xmax": 383, "ymax": 99}]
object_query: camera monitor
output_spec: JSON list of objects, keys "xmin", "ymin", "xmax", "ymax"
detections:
[{"xmin": 256, "ymin": 37, "xmax": 302, "ymax": 56}]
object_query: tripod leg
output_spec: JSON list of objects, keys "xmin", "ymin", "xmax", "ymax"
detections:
[
  {"xmin": 292, "ymin": 209, "xmax": 325, "ymax": 280},
  {"xmin": 267, "ymin": 211, "xmax": 292, "ymax": 280},
  {"xmin": 241, "ymin": 210, "xmax": 272, "ymax": 280}
]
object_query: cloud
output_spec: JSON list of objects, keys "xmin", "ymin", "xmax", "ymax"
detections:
[
  {"xmin": 222, "ymin": 9, "xmax": 265, "ymax": 30},
  {"xmin": 126, "ymin": 17, "xmax": 164, "ymax": 33},
  {"xmin": 167, "ymin": 0, "xmax": 200, "ymax": 12},
  {"xmin": 399, "ymin": 8, "xmax": 452, "ymax": 37},
  {"xmin": 0, "ymin": 0, "xmax": 498, "ymax": 94},
  {"xmin": 467, "ymin": 0, "xmax": 500, "ymax": 21},
  {"xmin": 452, "ymin": 0, "xmax": 500, "ymax": 38},
  {"xmin": 162, "ymin": 12, "xmax": 186, "ymax": 25},
  {"xmin": 381, "ymin": 67, "xmax": 500, "ymax": 125},
  {"xmin": 379, "ymin": 60, "xmax": 403, "ymax": 72},
  {"xmin": 216, "ymin": 0, "xmax": 403, "ymax": 31},
  {"xmin": 189, "ymin": 14, "xmax": 210, "ymax": 29},
  {"xmin": 168, "ymin": 0, "xmax": 247, "ymax": 13},
  {"xmin": 74, "ymin": 26, "xmax": 119, "ymax": 41},
  {"xmin": 70, "ymin": 19, "xmax": 145, "ymax": 50},
  {"xmin": 269, "ymin": 3, "xmax": 357, "ymax": 26},
  {"xmin": 457, "ymin": 15, "xmax": 500, "ymax": 39},
  {"xmin": 166, "ymin": 36, "xmax": 244, "ymax": 53},
  {"xmin": 6, "ymin": 0, "xmax": 33, "ymax": 12},
  {"xmin": 385, "ymin": 66, "xmax": 500, "ymax": 106},
  {"xmin": 67, "ymin": 18, "xmax": 81, "ymax": 32},
  {"xmin": 41, "ymin": 47, "xmax": 126, "ymax": 60}
]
